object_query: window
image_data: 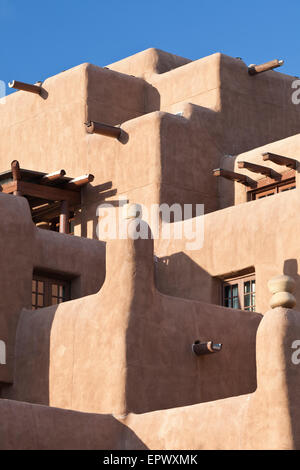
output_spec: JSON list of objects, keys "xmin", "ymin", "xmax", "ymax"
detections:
[
  {"xmin": 224, "ymin": 283, "xmax": 239, "ymax": 309},
  {"xmin": 243, "ymin": 279, "xmax": 256, "ymax": 311},
  {"xmin": 32, "ymin": 273, "xmax": 71, "ymax": 310},
  {"xmin": 222, "ymin": 272, "xmax": 256, "ymax": 312},
  {"xmin": 248, "ymin": 170, "xmax": 296, "ymax": 201}
]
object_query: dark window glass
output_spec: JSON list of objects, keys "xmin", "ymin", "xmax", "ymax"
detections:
[
  {"xmin": 223, "ymin": 276, "xmax": 255, "ymax": 312},
  {"xmin": 32, "ymin": 274, "xmax": 70, "ymax": 310}
]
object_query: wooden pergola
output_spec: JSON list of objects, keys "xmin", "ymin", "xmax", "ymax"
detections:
[{"xmin": 0, "ymin": 161, "xmax": 94, "ymax": 234}]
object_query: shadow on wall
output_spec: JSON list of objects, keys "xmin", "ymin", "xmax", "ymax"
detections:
[
  {"xmin": 217, "ymin": 153, "xmax": 237, "ymax": 210},
  {"xmin": 87, "ymin": 81, "xmax": 161, "ymax": 127},
  {"xmin": 76, "ymin": 181, "xmax": 118, "ymax": 238},
  {"xmin": 155, "ymin": 252, "xmax": 220, "ymax": 304},
  {"xmin": 0, "ymin": 305, "xmax": 58, "ymax": 405},
  {"xmin": 124, "ymin": 226, "xmax": 260, "ymax": 414},
  {"xmin": 0, "ymin": 399, "xmax": 149, "ymax": 450},
  {"xmin": 144, "ymin": 82, "xmax": 161, "ymax": 114}
]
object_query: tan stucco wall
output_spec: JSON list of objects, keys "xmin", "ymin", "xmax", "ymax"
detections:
[
  {"xmin": 1, "ymin": 48, "xmax": 300, "ymax": 449},
  {"xmin": 0, "ymin": 194, "xmax": 105, "ymax": 384},
  {"xmin": 155, "ymin": 187, "xmax": 300, "ymax": 313},
  {"xmin": 1, "ymin": 224, "xmax": 261, "ymax": 414},
  {"xmin": 1, "ymin": 49, "xmax": 300, "ymax": 234},
  {"xmin": 1, "ymin": 306, "xmax": 299, "ymax": 450}
]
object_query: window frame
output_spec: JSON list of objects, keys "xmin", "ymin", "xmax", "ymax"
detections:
[
  {"xmin": 222, "ymin": 273, "xmax": 256, "ymax": 312},
  {"xmin": 32, "ymin": 273, "xmax": 71, "ymax": 310},
  {"xmin": 247, "ymin": 169, "xmax": 296, "ymax": 201}
]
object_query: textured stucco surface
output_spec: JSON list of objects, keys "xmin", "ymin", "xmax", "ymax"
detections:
[
  {"xmin": 1, "ymin": 307, "xmax": 299, "ymax": 450},
  {"xmin": 1, "ymin": 223, "xmax": 261, "ymax": 414},
  {"xmin": 0, "ymin": 48, "xmax": 300, "ymax": 449},
  {"xmin": 0, "ymin": 194, "xmax": 105, "ymax": 384},
  {"xmin": 155, "ymin": 187, "xmax": 300, "ymax": 313}
]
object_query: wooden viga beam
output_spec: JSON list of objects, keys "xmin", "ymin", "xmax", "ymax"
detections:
[
  {"xmin": 262, "ymin": 152, "xmax": 298, "ymax": 169},
  {"xmin": 41, "ymin": 170, "xmax": 66, "ymax": 183},
  {"xmin": 238, "ymin": 161, "xmax": 274, "ymax": 178},
  {"xmin": 213, "ymin": 168, "xmax": 257, "ymax": 188},
  {"xmin": 31, "ymin": 202, "xmax": 62, "ymax": 222},
  {"xmin": 85, "ymin": 121, "xmax": 122, "ymax": 139},
  {"xmin": 65, "ymin": 174, "xmax": 94, "ymax": 189},
  {"xmin": 8, "ymin": 80, "xmax": 42, "ymax": 95},
  {"xmin": 248, "ymin": 59, "xmax": 284, "ymax": 76}
]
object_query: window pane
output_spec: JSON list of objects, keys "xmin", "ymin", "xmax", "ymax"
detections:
[
  {"xmin": 280, "ymin": 185, "xmax": 296, "ymax": 192},
  {"xmin": 224, "ymin": 286, "xmax": 231, "ymax": 298},
  {"xmin": 224, "ymin": 284, "xmax": 239, "ymax": 309},
  {"xmin": 251, "ymin": 280, "xmax": 255, "ymax": 292},
  {"xmin": 244, "ymin": 293, "xmax": 250, "ymax": 307},
  {"xmin": 38, "ymin": 281, "xmax": 44, "ymax": 294},
  {"xmin": 37, "ymin": 295, "xmax": 44, "ymax": 307},
  {"xmin": 232, "ymin": 284, "xmax": 238, "ymax": 297},
  {"xmin": 244, "ymin": 281, "xmax": 251, "ymax": 294},
  {"xmin": 52, "ymin": 284, "xmax": 58, "ymax": 296}
]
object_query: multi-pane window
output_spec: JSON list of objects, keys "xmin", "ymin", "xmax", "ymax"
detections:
[
  {"xmin": 224, "ymin": 284, "xmax": 239, "ymax": 309},
  {"xmin": 223, "ymin": 274, "xmax": 256, "ymax": 312},
  {"xmin": 32, "ymin": 279, "xmax": 45, "ymax": 310},
  {"xmin": 248, "ymin": 170, "xmax": 296, "ymax": 201},
  {"xmin": 253, "ymin": 181, "xmax": 296, "ymax": 200},
  {"xmin": 32, "ymin": 274, "xmax": 70, "ymax": 310},
  {"xmin": 243, "ymin": 279, "xmax": 256, "ymax": 311}
]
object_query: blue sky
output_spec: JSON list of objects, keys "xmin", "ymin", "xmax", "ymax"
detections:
[{"xmin": 1, "ymin": 0, "xmax": 300, "ymax": 95}]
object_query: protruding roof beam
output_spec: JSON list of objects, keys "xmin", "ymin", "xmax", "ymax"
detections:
[
  {"xmin": 85, "ymin": 121, "xmax": 121, "ymax": 139},
  {"xmin": 65, "ymin": 174, "xmax": 94, "ymax": 189},
  {"xmin": 262, "ymin": 152, "xmax": 298, "ymax": 169},
  {"xmin": 248, "ymin": 59, "xmax": 284, "ymax": 76},
  {"xmin": 41, "ymin": 170, "xmax": 66, "ymax": 182},
  {"xmin": 192, "ymin": 340, "xmax": 222, "ymax": 356},
  {"xmin": 8, "ymin": 80, "xmax": 42, "ymax": 95},
  {"xmin": 238, "ymin": 161, "xmax": 278, "ymax": 178},
  {"xmin": 213, "ymin": 168, "xmax": 257, "ymax": 188}
]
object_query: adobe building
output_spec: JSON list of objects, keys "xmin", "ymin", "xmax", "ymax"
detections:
[{"xmin": 0, "ymin": 48, "xmax": 300, "ymax": 449}]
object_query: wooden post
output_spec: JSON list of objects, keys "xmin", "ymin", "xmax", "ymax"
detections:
[
  {"xmin": 11, "ymin": 160, "xmax": 22, "ymax": 196},
  {"xmin": 59, "ymin": 200, "xmax": 69, "ymax": 234}
]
